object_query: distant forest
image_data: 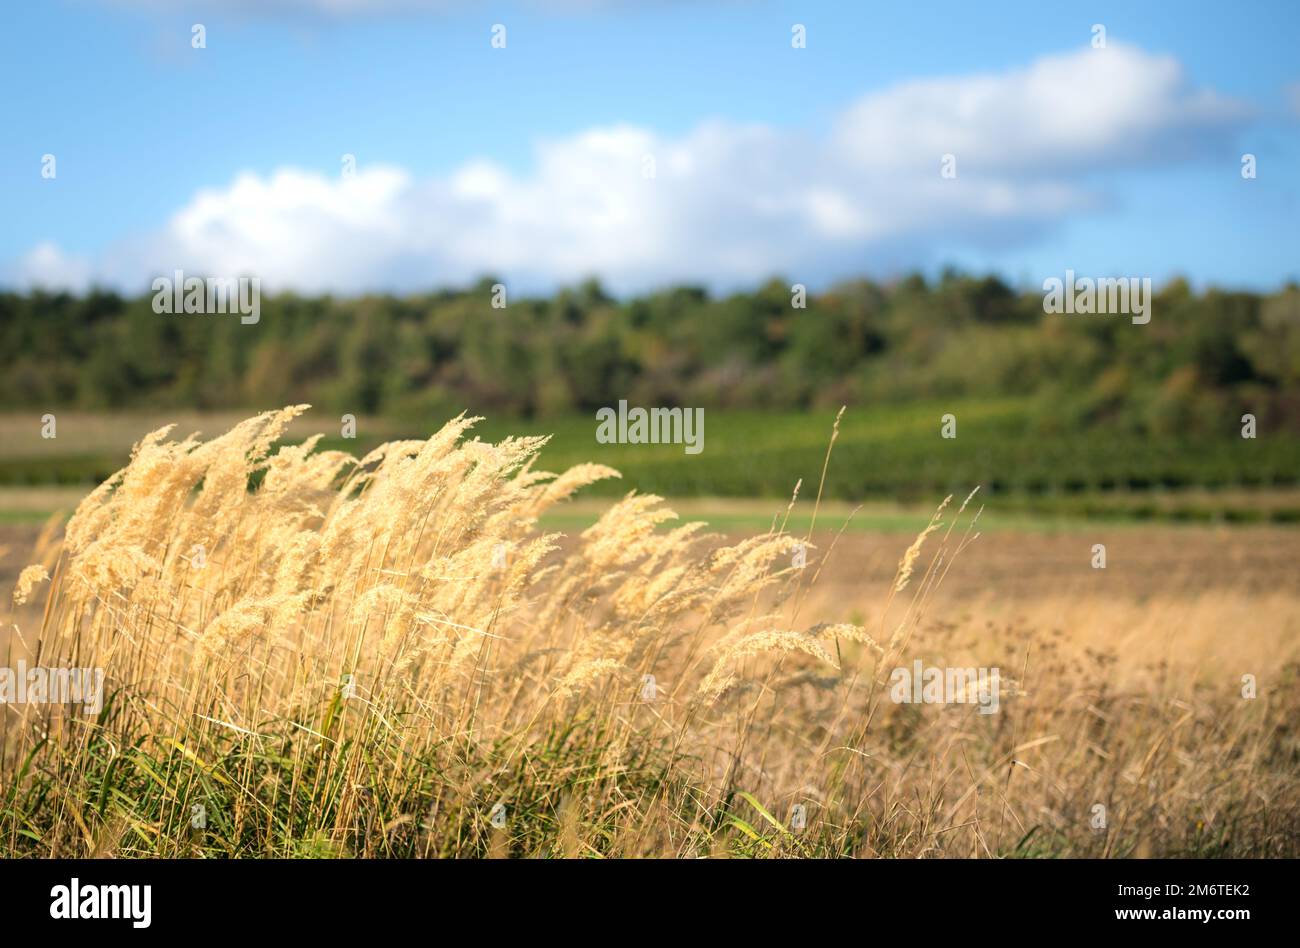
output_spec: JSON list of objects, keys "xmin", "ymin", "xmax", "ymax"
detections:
[{"xmin": 4, "ymin": 272, "xmax": 1298, "ymax": 434}]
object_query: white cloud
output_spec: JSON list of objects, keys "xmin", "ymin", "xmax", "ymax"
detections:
[
  {"xmin": 10, "ymin": 43, "xmax": 1250, "ymax": 296},
  {"xmin": 834, "ymin": 43, "xmax": 1248, "ymax": 174},
  {"xmin": 8, "ymin": 242, "xmax": 95, "ymax": 293}
]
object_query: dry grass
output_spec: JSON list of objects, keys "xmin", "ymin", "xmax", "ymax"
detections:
[{"xmin": 1, "ymin": 408, "xmax": 1297, "ymax": 858}]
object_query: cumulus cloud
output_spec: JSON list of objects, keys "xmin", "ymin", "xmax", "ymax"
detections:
[
  {"xmin": 834, "ymin": 44, "xmax": 1248, "ymax": 174},
  {"xmin": 11, "ymin": 43, "xmax": 1251, "ymax": 296},
  {"xmin": 8, "ymin": 243, "xmax": 95, "ymax": 293}
]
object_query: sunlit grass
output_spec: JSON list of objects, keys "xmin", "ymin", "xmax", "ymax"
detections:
[{"xmin": 3, "ymin": 409, "xmax": 1297, "ymax": 858}]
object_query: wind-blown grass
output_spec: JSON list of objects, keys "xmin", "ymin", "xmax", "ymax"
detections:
[{"xmin": 2, "ymin": 408, "xmax": 1296, "ymax": 858}]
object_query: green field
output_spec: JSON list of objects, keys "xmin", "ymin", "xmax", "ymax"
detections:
[{"xmin": 2, "ymin": 398, "xmax": 1298, "ymax": 523}]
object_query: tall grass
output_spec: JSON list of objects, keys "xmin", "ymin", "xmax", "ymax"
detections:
[{"xmin": 2, "ymin": 408, "xmax": 1296, "ymax": 857}]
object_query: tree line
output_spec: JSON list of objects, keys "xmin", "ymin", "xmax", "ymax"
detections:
[{"xmin": 3, "ymin": 272, "xmax": 1297, "ymax": 434}]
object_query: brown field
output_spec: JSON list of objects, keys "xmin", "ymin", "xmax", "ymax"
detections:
[{"xmin": 2, "ymin": 411, "xmax": 1297, "ymax": 858}]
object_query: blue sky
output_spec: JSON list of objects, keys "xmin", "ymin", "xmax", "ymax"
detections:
[{"xmin": 2, "ymin": 0, "xmax": 1298, "ymax": 296}]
